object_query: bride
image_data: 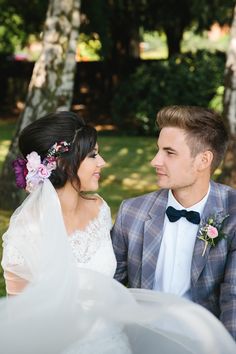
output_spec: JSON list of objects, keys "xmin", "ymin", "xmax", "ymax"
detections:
[{"xmin": 0, "ymin": 111, "xmax": 235, "ymax": 354}]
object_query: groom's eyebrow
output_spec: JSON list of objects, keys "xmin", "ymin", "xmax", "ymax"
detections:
[
  {"xmin": 163, "ymin": 146, "xmax": 176, "ymax": 152},
  {"xmin": 156, "ymin": 142, "xmax": 176, "ymax": 153}
]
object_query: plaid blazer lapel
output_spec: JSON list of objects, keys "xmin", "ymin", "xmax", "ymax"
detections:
[
  {"xmin": 141, "ymin": 190, "xmax": 168, "ymax": 289},
  {"xmin": 191, "ymin": 182, "xmax": 225, "ymax": 285}
]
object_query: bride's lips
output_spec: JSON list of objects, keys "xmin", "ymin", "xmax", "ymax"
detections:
[{"xmin": 93, "ymin": 172, "xmax": 101, "ymax": 179}]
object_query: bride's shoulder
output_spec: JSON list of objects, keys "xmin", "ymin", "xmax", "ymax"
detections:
[
  {"xmin": 91, "ymin": 194, "xmax": 111, "ymax": 215},
  {"xmin": 86, "ymin": 195, "xmax": 111, "ymax": 225},
  {"xmin": 92, "ymin": 194, "xmax": 108, "ymax": 206}
]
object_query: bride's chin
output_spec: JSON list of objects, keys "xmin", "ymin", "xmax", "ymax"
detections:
[{"xmin": 80, "ymin": 185, "xmax": 99, "ymax": 192}]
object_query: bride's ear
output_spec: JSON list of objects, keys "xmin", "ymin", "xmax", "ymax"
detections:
[{"xmin": 196, "ymin": 150, "xmax": 213, "ymax": 172}]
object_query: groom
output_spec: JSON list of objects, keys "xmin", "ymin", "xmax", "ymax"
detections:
[{"xmin": 111, "ymin": 105, "xmax": 236, "ymax": 339}]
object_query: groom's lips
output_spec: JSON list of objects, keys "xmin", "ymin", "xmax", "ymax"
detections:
[{"xmin": 156, "ymin": 169, "xmax": 167, "ymax": 176}]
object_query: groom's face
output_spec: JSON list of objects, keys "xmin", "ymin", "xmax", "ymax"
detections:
[{"xmin": 151, "ymin": 127, "xmax": 201, "ymax": 191}]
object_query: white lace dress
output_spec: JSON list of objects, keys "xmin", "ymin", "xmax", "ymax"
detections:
[
  {"xmin": 65, "ymin": 200, "xmax": 131, "ymax": 354},
  {"xmin": 68, "ymin": 200, "xmax": 116, "ymax": 276},
  {"xmin": 2, "ymin": 198, "xmax": 132, "ymax": 354}
]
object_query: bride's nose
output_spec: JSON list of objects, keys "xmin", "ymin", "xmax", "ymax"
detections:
[{"xmin": 97, "ymin": 154, "xmax": 106, "ymax": 167}]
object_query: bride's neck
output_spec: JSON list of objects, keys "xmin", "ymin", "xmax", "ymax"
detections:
[{"xmin": 56, "ymin": 181, "xmax": 82, "ymax": 216}]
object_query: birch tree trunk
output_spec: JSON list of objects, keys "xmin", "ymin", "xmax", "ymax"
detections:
[
  {"xmin": 0, "ymin": 0, "xmax": 81, "ymax": 209},
  {"xmin": 222, "ymin": 4, "xmax": 236, "ymax": 188},
  {"xmin": 224, "ymin": 5, "xmax": 236, "ymax": 135}
]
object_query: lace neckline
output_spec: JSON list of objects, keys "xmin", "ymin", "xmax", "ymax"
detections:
[{"xmin": 68, "ymin": 201, "xmax": 107, "ymax": 238}]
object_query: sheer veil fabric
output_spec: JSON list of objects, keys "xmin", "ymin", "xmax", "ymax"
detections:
[{"xmin": 0, "ymin": 180, "xmax": 235, "ymax": 354}]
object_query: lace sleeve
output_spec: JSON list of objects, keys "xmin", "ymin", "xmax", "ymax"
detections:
[
  {"xmin": 2, "ymin": 244, "xmax": 25, "ymax": 267},
  {"xmin": 1, "ymin": 226, "xmax": 36, "ymax": 282},
  {"xmin": 1, "ymin": 244, "xmax": 28, "ymax": 295},
  {"xmin": 1, "ymin": 193, "xmax": 43, "ymax": 282}
]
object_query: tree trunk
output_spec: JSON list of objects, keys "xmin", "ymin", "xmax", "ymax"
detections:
[
  {"xmin": 0, "ymin": 0, "xmax": 81, "ymax": 210},
  {"xmin": 165, "ymin": 25, "xmax": 184, "ymax": 58},
  {"xmin": 221, "ymin": 4, "xmax": 236, "ymax": 188},
  {"xmin": 165, "ymin": 30, "xmax": 181, "ymax": 58},
  {"xmin": 223, "ymin": 5, "xmax": 236, "ymax": 135}
]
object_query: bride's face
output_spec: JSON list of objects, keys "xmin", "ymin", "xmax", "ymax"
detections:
[{"xmin": 77, "ymin": 144, "xmax": 106, "ymax": 191}]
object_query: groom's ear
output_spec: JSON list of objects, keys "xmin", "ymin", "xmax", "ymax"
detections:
[{"xmin": 197, "ymin": 150, "xmax": 213, "ymax": 172}]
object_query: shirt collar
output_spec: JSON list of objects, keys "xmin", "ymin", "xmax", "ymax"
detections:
[{"xmin": 167, "ymin": 184, "xmax": 211, "ymax": 217}]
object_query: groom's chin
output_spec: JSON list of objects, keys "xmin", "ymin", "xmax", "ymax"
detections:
[{"xmin": 156, "ymin": 177, "xmax": 169, "ymax": 189}]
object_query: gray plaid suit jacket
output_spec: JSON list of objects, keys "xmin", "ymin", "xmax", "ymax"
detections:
[{"xmin": 111, "ymin": 181, "xmax": 236, "ymax": 339}]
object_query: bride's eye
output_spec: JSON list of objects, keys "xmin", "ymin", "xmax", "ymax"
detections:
[{"xmin": 88, "ymin": 151, "xmax": 98, "ymax": 158}]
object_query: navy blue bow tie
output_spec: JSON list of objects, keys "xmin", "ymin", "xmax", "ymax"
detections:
[{"xmin": 166, "ymin": 206, "xmax": 200, "ymax": 225}]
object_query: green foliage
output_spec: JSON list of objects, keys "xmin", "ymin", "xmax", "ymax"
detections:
[
  {"xmin": 82, "ymin": 0, "xmax": 234, "ymax": 58},
  {"xmin": 1, "ymin": 0, "xmax": 234, "ymax": 60},
  {"xmin": 182, "ymin": 28, "xmax": 230, "ymax": 54},
  {"xmin": 0, "ymin": 8, "xmax": 25, "ymax": 54},
  {"xmin": 78, "ymin": 33, "xmax": 102, "ymax": 61},
  {"xmin": 191, "ymin": 0, "xmax": 235, "ymax": 30},
  {"xmin": 209, "ymin": 85, "xmax": 224, "ymax": 112},
  {"xmin": 111, "ymin": 51, "xmax": 225, "ymax": 134},
  {"xmin": 81, "ymin": 0, "xmax": 111, "ymax": 59},
  {"xmin": 0, "ymin": 0, "xmax": 48, "ymax": 55}
]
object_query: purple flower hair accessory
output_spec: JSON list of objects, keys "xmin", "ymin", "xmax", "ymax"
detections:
[
  {"xmin": 12, "ymin": 140, "xmax": 71, "ymax": 193},
  {"xmin": 12, "ymin": 158, "xmax": 27, "ymax": 189},
  {"xmin": 13, "ymin": 151, "xmax": 56, "ymax": 193}
]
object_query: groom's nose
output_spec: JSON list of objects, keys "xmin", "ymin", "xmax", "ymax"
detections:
[{"xmin": 151, "ymin": 151, "xmax": 162, "ymax": 167}]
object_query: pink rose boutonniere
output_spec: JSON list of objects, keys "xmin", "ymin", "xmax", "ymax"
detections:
[{"xmin": 198, "ymin": 213, "xmax": 229, "ymax": 256}]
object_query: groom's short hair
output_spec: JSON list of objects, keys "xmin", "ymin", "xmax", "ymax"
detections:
[{"xmin": 156, "ymin": 105, "xmax": 229, "ymax": 173}]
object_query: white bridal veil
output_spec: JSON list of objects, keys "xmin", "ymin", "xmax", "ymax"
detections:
[{"xmin": 0, "ymin": 180, "xmax": 235, "ymax": 354}]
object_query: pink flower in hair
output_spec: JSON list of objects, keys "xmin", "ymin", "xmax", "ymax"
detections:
[
  {"xmin": 37, "ymin": 164, "xmax": 51, "ymax": 178},
  {"xmin": 18, "ymin": 152, "xmax": 56, "ymax": 193},
  {"xmin": 44, "ymin": 157, "xmax": 57, "ymax": 171},
  {"xmin": 26, "ymin": 152, "xmax": 41, "ymax": 172}
]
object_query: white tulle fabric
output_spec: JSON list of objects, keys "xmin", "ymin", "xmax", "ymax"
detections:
[
  {"xmin": 0, "ymin": 180, "xmax": 235, "ymax": 354},
  {"xmin": 2, "ymin": 192, "xmax": 116, "ymax": 281}
]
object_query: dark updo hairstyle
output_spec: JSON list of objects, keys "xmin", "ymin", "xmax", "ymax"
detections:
[{"xmin": 19, "ymin": 111, "xmax": 97, "ymax": 190}]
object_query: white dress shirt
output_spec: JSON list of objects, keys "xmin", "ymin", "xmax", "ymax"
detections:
[{"xmin": 153, "ymin": 186, "xmax": 210, "ymax": 298}]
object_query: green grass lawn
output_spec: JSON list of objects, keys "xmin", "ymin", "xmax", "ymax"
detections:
[
  {"xmin": 0, "ymin": 118, "xmax": 158, "ymax": 296},
  {"xmin": 98, "ymin": 135, "xmax": 157, "ymax": 216}
]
